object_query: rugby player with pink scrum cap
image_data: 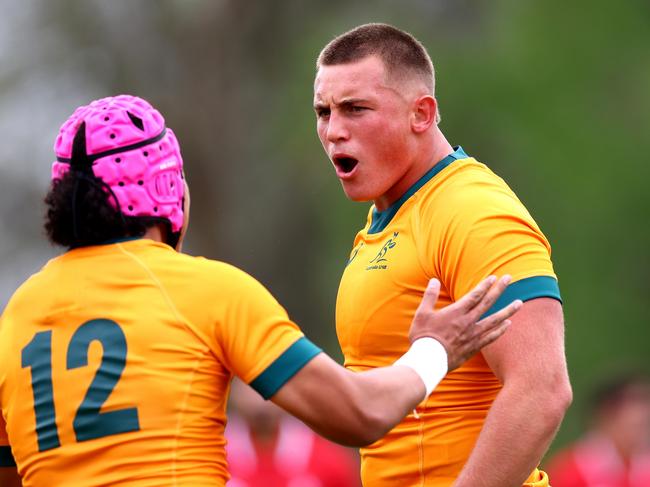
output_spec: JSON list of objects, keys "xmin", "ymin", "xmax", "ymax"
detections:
[{"xmin": 0, "ymin": 95, "xmax": 520, "ymax": 486}]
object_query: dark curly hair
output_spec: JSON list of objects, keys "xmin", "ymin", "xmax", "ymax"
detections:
[{"xmin": 44, "ymin": 169, "xmax": 176, "ymax": 248}]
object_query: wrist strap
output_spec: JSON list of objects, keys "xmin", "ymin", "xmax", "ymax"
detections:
[{"xmin": 393, "ymin": 337, "xmax": 448, "ymax": 398}]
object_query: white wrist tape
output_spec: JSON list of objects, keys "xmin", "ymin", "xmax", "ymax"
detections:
[{"xmin": 393, "ymin": 338, "xmax": 448, "ymax": 398}]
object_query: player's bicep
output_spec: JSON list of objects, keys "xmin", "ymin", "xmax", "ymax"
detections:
[
  {"xmin": 271, "ymin": 353, "xmax": 347, "ymax": 422},
  {"xmin": 271, "ymin": 353, "xmax": 425, "ymax": 447},
  {"xmin": 481, "ymin": 298, "xmax": 567, "ymax": 384},
  {"xmin": 270, "ymin": 353, "xmax": 367, "ymax": 445}
]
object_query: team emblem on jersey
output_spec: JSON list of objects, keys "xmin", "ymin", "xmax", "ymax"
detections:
[
  {"xmin": 346, "ymin": 242, "xmax": 364, "ymax": 266},
  {"xmin": 366, "ymin": 232, "xmax": 399, "ymax": 271}
]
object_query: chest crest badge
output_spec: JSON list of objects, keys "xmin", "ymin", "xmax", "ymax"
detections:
[
  {"xmin": 346, "ymin": 242, "xmax": 364, "ymax": 266},
  {"xmin": 366, "ymin": 232, "xmax": 399, "ymax": 270}
]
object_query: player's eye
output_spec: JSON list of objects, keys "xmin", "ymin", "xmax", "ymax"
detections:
[
  {"xmin": 315, "ymin": 107, "xmax": 330, "ymax": 119},
  {"xmin": 349, "ymin": 105, "xmax": 368, "ymax": 114}
]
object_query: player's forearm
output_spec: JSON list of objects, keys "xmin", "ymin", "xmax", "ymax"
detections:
[
  {"xmin": 272, "ymin": 353, "xmax": 427, "ymax": 447},
  {"xmin": 350, "ymin": 365, "xmax": 426, "ymax": 440},
  {"xmin": 308, "ymin": 365, "xmax": 426, "ymax": 447},
  {"xmin": 338, "ymin": 336, "xmax": 452, "ymax": 445},
  {"xmin": 453, "ymin": 380, "xmax": 571, "ymax": 487}
]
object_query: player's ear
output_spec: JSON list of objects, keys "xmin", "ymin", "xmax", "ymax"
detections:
[{"xmin": 411, "ymin": 95, "xmax": 437, "ymax": 134}]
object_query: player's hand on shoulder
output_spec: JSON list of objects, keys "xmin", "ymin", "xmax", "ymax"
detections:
[{"xmin": 409, "ymin": 275, "xmax": 522, "ymax": 371}]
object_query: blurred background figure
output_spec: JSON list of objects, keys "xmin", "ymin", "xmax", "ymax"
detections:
[
  {"xmin": 226, "ymin": 379, "xmax": 361, "ymax": 487},
  {"xmin": 546, "ymin": 375, "xmax": 650, "ymax": 487}
]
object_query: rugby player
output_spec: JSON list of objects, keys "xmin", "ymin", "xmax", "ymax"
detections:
[
  {"xmin": 314, "ymin": 23, "xmax": 572, "ymax": 486},
  {"xmin": 0, "ymin": 95, "xmax": 519, "ymax": 486}
]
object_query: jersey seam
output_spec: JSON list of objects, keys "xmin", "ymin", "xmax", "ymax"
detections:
[
  {"xmin": 116, "ymin": 244, "xmax": 213, "ymax": 487},
  {"xmin": 170, "ymin": 351, "xmax": 205, "ymax": 487},
  {"xmin": 116, "ymin": 244, "xmax": 213, "ymax": 350}
]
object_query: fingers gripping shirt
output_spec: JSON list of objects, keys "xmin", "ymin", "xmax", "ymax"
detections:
[
  {"xmin": 336, "ymin": 147, "xmax": 560, "ymax": 486},
  {"xmin": 0, "ymin": 239, "xmax": 320, "ymax": 486}
]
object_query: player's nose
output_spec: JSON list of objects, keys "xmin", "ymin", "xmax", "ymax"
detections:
[{"xmin": 326, "ymin": 112, "xmax": 350, "ymax": 142}]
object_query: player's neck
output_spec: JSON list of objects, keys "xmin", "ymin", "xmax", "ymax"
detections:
[
  {"xmin": 374, "ymin": 128, "xmax": 453, "ymax": 211},
  {"xmin": 143, "ymin": 224, "xmax": 166, "ymax": 243},
  {"xmin": 426, "ymin": 127, "xmax": 454, "ymax": 171}
]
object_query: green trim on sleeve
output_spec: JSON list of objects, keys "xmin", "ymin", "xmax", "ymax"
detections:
[
  {"xmin": 0, "ymin": 446, "xmax": 16, "ymax": 467},
  {"xmin": 249, "ymin": 337, "xmax": 322, "ymax": 400},
  {"xmin": 482, "ymin": 275, "xmax": 562, "ymax": 318}
]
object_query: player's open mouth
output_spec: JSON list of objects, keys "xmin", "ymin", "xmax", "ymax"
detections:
[{"xmin": 333, "ymin": 156, "xmax": 359, "ymax": 177}]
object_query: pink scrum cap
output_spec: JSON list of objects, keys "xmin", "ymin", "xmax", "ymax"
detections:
[{"xmin": 51, "ymin": 95, "xmax": 185, "ymax": 232}]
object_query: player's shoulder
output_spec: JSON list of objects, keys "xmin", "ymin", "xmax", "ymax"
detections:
[
  {"xmin": 417, "ymin": 155, "xmax": 526, "ymax": 218},
  {"xmin": 1, "ymin": 256, "xmax": 59, "ymax": 321},
  {"xmin": 424, "ymin": 155, "xmax": 512, "ymax": 197},
  {"xmin": 167, "ymin": 250, "xmax": 273, "ymax": 299},
  {"xmin": 126, "ymin": 239, "xmax": 247, "ymax": 280}
]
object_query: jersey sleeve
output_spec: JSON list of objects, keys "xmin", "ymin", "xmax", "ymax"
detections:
[
  {"xmin": 214, "ymin": 269, "xmax": 322, "ymax": 399},
  {"xmin": 421, "ymin": 170, "xmax": 561, "ymax": 314}
]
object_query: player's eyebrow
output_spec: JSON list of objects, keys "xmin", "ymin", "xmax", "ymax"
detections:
[
  {"xmin": 313, "ymin": 98, "xmax": 369, "ymax": 111},
  {"xmin": 339, "ymin": 97, "xmax": 367, "ymax": 105}
]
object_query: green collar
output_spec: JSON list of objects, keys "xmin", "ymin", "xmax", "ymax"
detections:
[{"xmin": 368, "ymin": 146, "xmax": 468, "ymax": 234}]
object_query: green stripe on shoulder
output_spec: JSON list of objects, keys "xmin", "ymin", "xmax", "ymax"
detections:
[
  {"xmin": 250, "ymin": 337, "xmax": 322, "ymax": 400},
  {"xmin": 0, "ymin": 446, "xmax": 16, "ymax": 467},
  {"xmin": 482, "ymin": 275, "xmax": 562, "ymax": 318}
]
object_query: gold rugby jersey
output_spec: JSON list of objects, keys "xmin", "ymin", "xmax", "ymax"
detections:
[
  {"xmin": 0, "ymin": 239, "xmax": 321, "ymax": 486},
  {"xmin": 336, "ymin": 147, "xmax": 559, "ymax": 487}
]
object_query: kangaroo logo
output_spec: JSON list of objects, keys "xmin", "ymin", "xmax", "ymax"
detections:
[
  {"xmin": 346, "ymin": 243, "xmax": 364, "ymax": 266},
  {"xmin": 369, "ymin": 232, "xmax": 399, "ymax": 264}
]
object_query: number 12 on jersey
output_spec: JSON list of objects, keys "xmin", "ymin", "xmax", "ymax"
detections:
[{"xmin": 21, "ymin": 319, "xmax": 140, "ymax": 452}]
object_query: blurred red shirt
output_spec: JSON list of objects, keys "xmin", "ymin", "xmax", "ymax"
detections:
[
  {"xmin": 226, "ymin": 415, "xmax": 360, "ymax": 487},
  {"xmin": 547, "ymin": 433, "xmax": 650, "ymax": 487}
]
